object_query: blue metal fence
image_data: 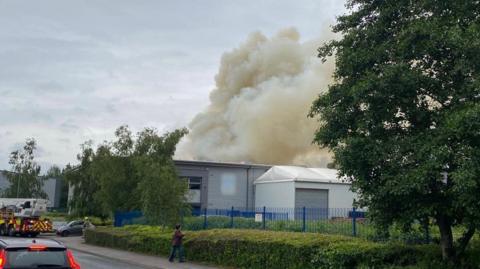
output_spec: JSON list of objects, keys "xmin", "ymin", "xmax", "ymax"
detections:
[
  {"xmin": 114, "ymin": 207, "xmax": 368, "ymax": 238},
  {"xmin": 114, "ymin": 207, "xmax": 434, "ymax": 243},
  {"xmin": 114, "ymin": 210, "xmax": 145, "ymax": 227}
]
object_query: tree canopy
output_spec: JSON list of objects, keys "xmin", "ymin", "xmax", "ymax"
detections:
[
  {"xmin": 3, "ymin": 138, "xmax": 46, "ymax": 199},
  {"xmin": 135, "ymin": 128, "xmax": 189, "ymax": 226},
  {"xmin": 64, "ymin": 141, "xmax": 104, "ymax": 218},
  {"xmin": 310, "ymin": 0, "xmax": 479, "ymax": 262},
  {"xmin": 65, "ymin": 126, "xmax": 189, "ymax": 226}
]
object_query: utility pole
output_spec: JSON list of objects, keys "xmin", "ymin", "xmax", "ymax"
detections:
[{"xmin": 16, "ymin": 174, "xmax": 20, "ymax": 198}]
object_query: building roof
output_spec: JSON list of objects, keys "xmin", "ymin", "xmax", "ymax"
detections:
[
  {"xmin": 174, "ymin": 159, "xmax": 271, "ymax": 169},
  {"xmin": 254, "ymin": 166, "xmax": 348, "ymax": 184}
]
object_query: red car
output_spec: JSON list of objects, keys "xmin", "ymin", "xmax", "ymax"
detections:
[{"xmin": 0, "ymin": 238, "xmax": 81, "ymax": 269}]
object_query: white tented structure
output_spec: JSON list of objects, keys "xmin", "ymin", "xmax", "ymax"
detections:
[{"xmin": 254, "ymin": 166, "xmax": 355, "ymax": 219}]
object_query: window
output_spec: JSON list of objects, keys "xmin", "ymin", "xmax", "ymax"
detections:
[
  {"xmin": 68, "ymin": 221, "xmax": 83, "ymax": 227},
  {"xmin": 6, "ymin": 249, "xmax": 69, "ymax": 268},
  {"xmin": 188, "ymin": 177, "xmax": 202, "ymax": 190},
  {"xmin": 220, "ymin": 173, "xmax": 236, "ymax": 195}
]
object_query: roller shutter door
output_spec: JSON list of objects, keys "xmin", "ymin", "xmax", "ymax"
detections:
[
  {"xmin": 295, "ymin": 189, "xmax": 328, "ymax": 219},
  {"xmin": 295, "ymin": 188, "xmax": 328, "ymax": 208}
]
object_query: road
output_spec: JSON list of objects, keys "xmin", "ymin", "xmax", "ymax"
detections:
[
  {"xmin": 72, "ymin": 250, "xmax": 150, "ymax": 269},
  {"xmin": 0, "ymin": 234, "xmax": 152, "ymax": 269},
  {"xmin": 1, "ymin": 230, "xmax": 217, "ymax": 269},
  {"xmin": 53, "ymin": 222, "xmax": 147, "ymax": 268}
]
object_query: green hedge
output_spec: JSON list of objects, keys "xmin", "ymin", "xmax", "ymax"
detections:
[
  {"xmin": 183, "ymin": 216, "xmax": 362, "ymax": 234},
  {"xmin": 182, "ymin": 216, "xmax": 433, "ymax": 243},
  {"xmin": 83, "ymin": 226, "xmax": 479, "ymax": 269}
]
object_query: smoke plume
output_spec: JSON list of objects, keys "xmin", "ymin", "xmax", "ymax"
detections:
[{"xmin": 176, "ymin": 28, "xmax": 334, "ymax": 166}]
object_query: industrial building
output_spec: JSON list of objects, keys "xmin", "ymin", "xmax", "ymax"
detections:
[
  {"xmin": 174, "ymin": 160, "xmax": 270, "ymax": 211},
  {"xmin": 254, "ymin": 166, "xmax": 355, "ymax": 218},
  {"xmin": 0, "ymin": 170, "xmax": 64, "ymax": 208},
  {"xmin": 174, "ymin": 160, "xmax": 355, "ymax": 213}
]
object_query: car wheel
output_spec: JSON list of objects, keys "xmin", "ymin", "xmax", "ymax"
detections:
[{"xmin": 61, "ymin": 230, "xmax": 70, "ymax": 237}]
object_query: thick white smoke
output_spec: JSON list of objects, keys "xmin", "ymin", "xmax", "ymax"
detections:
[{"xmin": 176, "ymin": 28, "xmax": 334, "ymax": 166}]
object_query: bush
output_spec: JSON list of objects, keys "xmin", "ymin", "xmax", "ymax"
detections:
[
  {"xmin": 44, "ymin": 211, "xmax": 68, "ymax": 221},
  {"xmin": 89, "ymin": 217, "xmax": 113, "ymax": 226},
  {"xmin": 183, "ymin": 216, "xmax": 262, "ymax": 230},
  {"xmin": 84, "ymin": 226, "xmax": 471, "ymax": 269},
  {"xmin": 183, "ymin": 216, "xmax": 359, "ymax": 234}
]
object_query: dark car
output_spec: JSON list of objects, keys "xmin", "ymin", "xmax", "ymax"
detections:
[
  {"xmin": 56, "ymin": 221, "xmax": 84, "ymax": 237},
  {"xmin": 0, "ymin": 238, "xmax": 81, "ymax": 268}
]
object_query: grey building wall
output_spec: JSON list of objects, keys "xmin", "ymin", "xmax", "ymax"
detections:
[
  {"xmin": 43, "ymin": 178, "xmax": 63, "ymax": 208},
  {"xmin": 206, "ymin": 167, "xmax": 248, "ymax": 209},
  {"xmin": 0, "ymin": 170, "xmax": 63, "ymax": 208},
  {"xmin": 0, "ymin": 171, "xmax": 10, "ymax": 194},
  {"xmin": 249, "ymin": 167, "xmax": 268, "ymax": 209},
  {"xmin": 175, "ymin": 165, "xmax": 209, "ymax": 208},
  {"xmin": 174, "ymin": 160, "xmax": 270, "ymax": 210}
]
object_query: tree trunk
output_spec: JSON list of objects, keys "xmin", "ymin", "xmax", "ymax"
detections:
[
  {"xmin": 436, "ymin": 214, "xmax": 455, "ymax": 261},
  {"xmin": 456, "ymin": 226, "xmax": 475, "ymax": 260}
]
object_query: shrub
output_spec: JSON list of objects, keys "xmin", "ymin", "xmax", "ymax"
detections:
[
  {"xmin": 83, "ymin": 226, "xmax": 473, "ymax": 269},
  {"xmin": 183, "ymin": 216, "xmax": 359, "ymax": 234},
  {"xmin": 183, "ymin": 216, "xmax": 262, "ymax": 230},
  {"xmin": 44, "ymin": 211, "xmax": 68, "ymax": 221}
]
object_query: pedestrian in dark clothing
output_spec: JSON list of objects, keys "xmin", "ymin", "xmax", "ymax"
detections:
[{"xmin": 168, "ymin": 224, "xmax": 185, "ymax": 263}]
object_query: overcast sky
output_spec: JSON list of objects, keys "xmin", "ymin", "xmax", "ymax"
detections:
[{"xmin": 0, "ymin": 0, "xmax": 346, "ymax": 171}]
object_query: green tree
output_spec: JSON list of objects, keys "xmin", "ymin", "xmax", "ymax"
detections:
[
  {"xmin": 64, "ymin": 141, "xmax": 104, "ymax": 218},
  {"xmin": 310, "ymin": 0, "xmax": 480, "ymax": 262},
  {"xmin": 91, "ymin": 126, "xmax": 141, "ymax": 215},
  {"xmin": 4, "ymin": 138, "xmax": 46, "ymax": 198},
  {"xmin": 65, "ymin": 126, "xmax": 189, "ymax": 224},
  {"xmin": 134, "ymin": 128, "xmax": 189, "ymax": 227}
]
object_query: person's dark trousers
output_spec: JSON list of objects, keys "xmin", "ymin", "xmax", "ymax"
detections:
[{"xmin": 168, "ymin": 245, "xmax": 185, "ymax": 262}]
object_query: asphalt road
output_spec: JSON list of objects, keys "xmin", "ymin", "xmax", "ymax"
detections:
[
  {"xmin": 72, "ymin": 250, "xmax": 150, "ymax": 269},
  {"xmin": 53, "ymin": 221, "xmax": 150, "ymax": 268},
  {"xmin": 0, "ymin": 235, "xmax": 150, "ymax": 269}
]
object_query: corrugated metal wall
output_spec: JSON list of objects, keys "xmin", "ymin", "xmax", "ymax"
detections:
[{"xmin": 294, "ymin": 188, "xmax": 329, "ymax": 209}]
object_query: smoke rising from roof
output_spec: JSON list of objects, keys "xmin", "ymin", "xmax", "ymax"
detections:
[{"xmin": 176, "ymin": 28, "xmax": 334, "ymax": 166}]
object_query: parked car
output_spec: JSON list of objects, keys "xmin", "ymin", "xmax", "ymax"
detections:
[
  {"xmin": 56, "ymin": 221, "xmax": 84, "ymax": 237},
  {"xmin": 0, "ymin": 238, "xmax": 81, "ymax": 268}
]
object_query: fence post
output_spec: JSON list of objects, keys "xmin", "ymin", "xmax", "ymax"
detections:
[
  {"xmin": 262, "ymin": 206, "xmax": 266, "ymax": 230},
  {"xmin": 230, "ymin": 206, "xmax": 234, "ymax": 228},
  {"xmin": 302, "ymin": 207, "xmax": 306, "ymax": 232},
  {"xmin": 352, "ymin": 207, "xmax": 357, "ymax": 237},
  {"xmin": 114, "ymin": 211, "xmax": 118, "ymax": 227},
  {"xmin": 203, "ymin": 207, "xmax": 208, "ymax": 229}
]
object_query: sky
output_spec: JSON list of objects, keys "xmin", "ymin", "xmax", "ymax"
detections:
[{"xmin": 0, "ymin": 0, "xmax": 347, "ymax": 171}]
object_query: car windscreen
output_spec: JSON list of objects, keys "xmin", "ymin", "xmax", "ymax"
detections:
[
  {"xmin": 6, "ymin": 248, "xmax": 69, "ymax": 268},
  {"xmin": 67, "ymin": 221, "xmax": 83, "ymax": 227}
]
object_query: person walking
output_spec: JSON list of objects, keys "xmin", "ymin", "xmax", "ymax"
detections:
[
  {"xmin": 168, "ymin": 224, "xmax": 185, "ymax": 263},
  {"xmin": 82, "ymin": 217, "xmax": 95, "ymax": 238}
]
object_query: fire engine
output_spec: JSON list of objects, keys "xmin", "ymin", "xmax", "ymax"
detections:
[{"xmin": 0, "ymin": 198, "xmax": 53, "ymax": 237}]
